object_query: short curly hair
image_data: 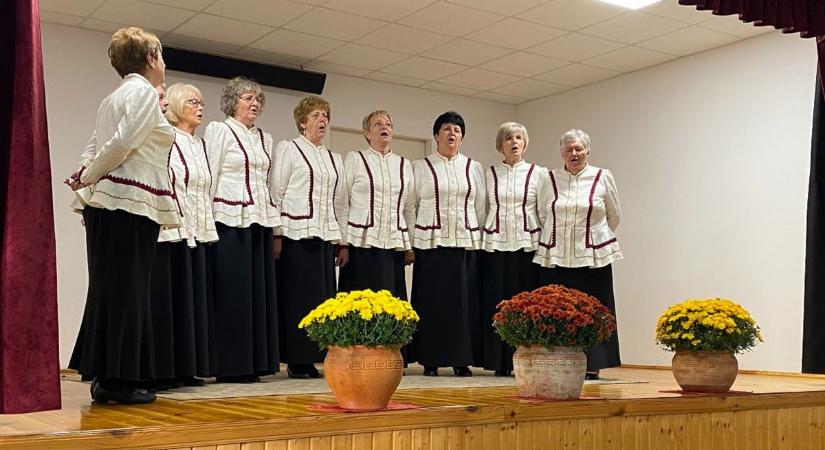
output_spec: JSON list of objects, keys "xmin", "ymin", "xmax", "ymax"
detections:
[
  {"xmin": 108, "ymin": 27, "xmax": 162, "ymax": 78},
  {"xmin": 560, "ymin": 129, "xmax": 591, "ymax": 150},
  {"xmin": 220, "ymin": 76, "xmax": 265, "ymax": 118},
  {"xmin": 164, "ymin": 83, "xmax": 203, "ymax": 126},
  {"xmin": 293, "ymin": 95, "xmax": 331, "ymax": 133}
]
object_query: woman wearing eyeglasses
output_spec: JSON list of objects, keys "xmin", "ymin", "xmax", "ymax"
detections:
[
  {"xmin": 203, "ymin": 76, "xmax": 281, "ymax": 383},
  {"xmin": 146, "ymin": 83, "xmax": 216, "ymax": 390}
]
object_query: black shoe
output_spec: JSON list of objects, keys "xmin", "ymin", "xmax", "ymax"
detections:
[
  {"xmin": 176, "ymin": 376, "xmax": 206, "ymax": 387},
  {"xmin": 585, "ymin": 372, "xmax": 600, "ymax": 380},
  {"xmin": 287, "ymin": 364, "xmax": 321, "ymax": 379},
  {"xmin": 92, "ymin": 383, "xmax": 156, "ymax": 405},
  {"xmin": 422, "ymin": 366, "xmax": 439, "ymax": 376},
  {"xmin": 494, "ymin": 369, "xmax": 512, "ymax": 377},
  {"xmin": 453, "ymin": 366, "xmax": 472, "ymax": 377},
  {"xmin": 216, "ymin": 374, "xmax": 260, "ymax": 384}
]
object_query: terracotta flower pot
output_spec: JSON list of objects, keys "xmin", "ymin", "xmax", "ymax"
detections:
[
  {"xmin": 323, "ymin": 345, "xmax": 404, "ymax": 411},
  {"xmin": 671, "ymin": 350, "xmax": 738, "ymax": 393},
  {"xmin": 513, "ymin": 345, "xmax": 586, "ymax": 400}
]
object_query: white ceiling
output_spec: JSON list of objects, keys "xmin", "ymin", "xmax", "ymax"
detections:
[{"xmin": 40, "ymin": 0, "xmax": 774, "ymax": 104}]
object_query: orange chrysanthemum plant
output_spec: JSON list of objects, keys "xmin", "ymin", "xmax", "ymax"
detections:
[{"xmin": 493, "ymin": 285, "xmax": 616, "ymax": 350}]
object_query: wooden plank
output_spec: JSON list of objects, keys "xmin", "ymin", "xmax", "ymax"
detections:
[
  {"xmin": 241, "ymin": 442, "xmax": 265, "ymax": 450},
  {"xmin": 264, "ymin": 441, "xmax": 287, "ymax": 450},
  {"xmin": 429, "ymin": 427, "xmax": 447, "ymax": 450},
  {"xmin": 445, "ymin": 426, "xmax": 462, "ymax": 450},
  {"xmin": 392, "ymin": 430, "xmax": 411, "ymax": 450},
  {"xmin": 309, "ymin": 435, "xmax": 332, "ymax": 450},
  {"xmin": 287, "ymin": 438, "xmax": 310, "ymax": 450},
  {"xmin": 499, "ymin": 422, "xmax": 516, "ymax": 450},
  {"xmin": 371, "ymin": 431, "xmax": 392, "ymax": 450},
  {"xmin": 464, "ymin": 425, "xmax": 483, "ymax": 450},
  {"xmin": 329, "ymin": 434, "xmax": 351, "ymax": 450},
  {"xmin": 351, "ymin": 433, "xmax": 372, "ymax": 450},
  {"xmin": 410, "ymin": 428, "xmax": 429, "ymax": 450},
  {"xmin": 481, "ymin": 423, "xmax": 498, "ymax": 450}
]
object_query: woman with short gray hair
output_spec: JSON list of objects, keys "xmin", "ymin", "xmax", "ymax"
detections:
[
  {"xmin": 480, "ymin": 122, "xmax": 547, "ymax": 376},
  {"xmin": 534, "ymin": 128, "xmax": 622, "ymax": 380},
  {"xmin": 203, "ymin": 76, "xmax": 280, "ymax": 383}
]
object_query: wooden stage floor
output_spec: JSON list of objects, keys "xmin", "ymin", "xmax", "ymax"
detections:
[{"xmin": 2, "ymin": 367, "xmax": 825, "ymax": 449}]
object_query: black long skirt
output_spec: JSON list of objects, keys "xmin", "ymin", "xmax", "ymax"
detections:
[
  {"xmin": 276, "ymin": 237, "xmax": 336, "ymax": 365},
  {"xmin": 149, "ymin": 241, "xmax": 213, "ymax": 379},
  {"xmin": 338, "ymin": 247, "xmax": 407, "ymax": 299},
  {"xmin": 69, "ymin": 207, "xmax": 159, "ymax": 381},
  {"xmin": 411, "ymin": 247, "xmax": 481, "ymax": 368},
  {"xmin": 209, "ymin": 223, "xmax": 279, "ymax": 377},
  {"xmin": 481, "ymin": 250, "xmax": 540, "ymax": 372},
  {"xmin": 538, "ymin": 264, "xmax": 621, "ymax": 371},
  {"xmin": 190, "ymin": 244, "xmax": 214, "ymax": 376}
]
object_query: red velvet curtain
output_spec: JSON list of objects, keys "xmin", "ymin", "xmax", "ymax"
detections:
[
  {"xmin": 0, "ymin": 0, "xmax": 61, "ymax": 413},
  {"xmin": 678, "ymin": 0, "xmax": 825, "ymax": 38}
]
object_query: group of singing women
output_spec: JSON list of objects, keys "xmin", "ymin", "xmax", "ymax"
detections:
[{"xmin": 66, "ymin": 27, "xmax": 623, "ymax": 405}]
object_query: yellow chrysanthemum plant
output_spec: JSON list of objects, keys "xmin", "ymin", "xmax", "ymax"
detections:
[
  {"xmin": 299, "ymin": 289, "xmax": 420, "ymax": 349},
  {"xmin": 655, "ymin": 298, "xmax": 764, "ymax": 353}
]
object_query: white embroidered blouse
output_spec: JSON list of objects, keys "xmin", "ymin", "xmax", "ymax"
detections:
[
  {"xmin": 533, "ymin": 164, "xmax": 622, "ymax": 268},
  {"xmin": 271, "ymin": 135, "xmax": 347, "ymax": 243},
  {"xmin": 481, "ymin": 160, "xmax": 548, "ymax": 252},
  {"xmin": 75, "ymin": 73, "xmax": 180, "ymax": 226},
  {"xmin": 341, "ymin": 148, "xmax": 415, "ymax": 251},
  {"xmin": 411, "ymin": 152, "xmax": 486, "ymax": 250},
  {"xmin": 159, "ymin": 127, "xmax": 218, "ymax": 245},
  {"xmin": 203, "ymin": 117, "xmax": 281, "ymax": 229}
]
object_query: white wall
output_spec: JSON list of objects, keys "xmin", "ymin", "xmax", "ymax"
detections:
[
  {"xmin": 44, "ymin": 23, "xmax": 816, "ymax": 372},
  {"xmin": 518, "ymin": 31, "xmax": 816, "ymax": 372},
  {"xmin": 43, "ymin": 23, "xmax": 513, "ymax": 367}
]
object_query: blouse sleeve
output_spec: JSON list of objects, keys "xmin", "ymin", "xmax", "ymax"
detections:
[
  {"xmin": 535, "ymin": 166, "xmax": 550, "ymax": 226},
  {"xmin": 333, "ymin": 152, "xmax": 349, "ymax": 241},
  {"xmin": 81, "ymin": 84, "xmax": 160, "ymax": 184},
  {"xmin": 471, "ymin": 160, "xmax": 487, "ymax": 226},
  {"xmin": 78, "ymin": 130, "xmax": 97, "ymax": 168},
  {"xmin": 603, "ymin": 169, "xmax": 621, "ymax": 231},
  {"xmin": 270, "ymin": 139, "xmax": 291, "ymax": 210},
  {"xmin": 402, "ymin": 158, "xmax": 416, "ymax": 233},
  {"xmin": 204, "ymin": 121, "xmax": 230, "ymax": 200}
]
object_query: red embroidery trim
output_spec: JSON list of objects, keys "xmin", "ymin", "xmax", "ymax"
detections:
[
  {"xmin": 217, "ymin": 123, "xmax": 254, "ymax": 206},
  {"xmin": 586, "ymin": 169, "xmax": 617, "ymax": 250},
  {"xmin": 201, "ymin": 137, "xmax": 212, "ymax": 194},
  {"xmin": 348, "ymin": 151, "xmax": 374, "ymax": 229},
  {"xmin": 522, "ymin": 164, "xmax": 541, "ymax": 234},
  {"xmin": 173, "ymin": 142, "xmax": 190, "ymax": 187},
  {"xmin": 397, "ymin": 157, "xmax": 408, "ymax": 232},
  {"xmin": 415, "ymin": 157, "xmax": 441, "ymax": 231},
  {"xmin": 539, "ymin": 169, "xmax": 558, "ymax": 249},
  {"xmin": 483, "ymin": 165, "xmax": 500, "ymax": 234},
  {"xmin": 101, "ymin": 174, "xmax": 173, "ymax": 197},
  {"xmin": 464, "ymin": 158, "xmax": 479, "ymax": 232},
  {"xmin": 280, "ymin": 140, "xmax": 314, "ymax": 220}
]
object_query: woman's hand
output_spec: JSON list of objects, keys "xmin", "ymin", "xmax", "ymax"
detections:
[
  {"xmin": 404, "ymin": 250, "xmax": 415, "ymax": 265},
  {"xmin": 63, "ymin": 167, "xmax": 89, "ymax": 191},
  {"xmin": 336, "ymin": 246, "xmax": 349, "ymax": 267},
  {"xmin": 273, "ymin": 236, "xmax": 282, "ymax": 259}
]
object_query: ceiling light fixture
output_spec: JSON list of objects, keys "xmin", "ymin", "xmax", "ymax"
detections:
[{"xmin": 598, "ymin": 0, "xmax": 663, "ymax": 10}]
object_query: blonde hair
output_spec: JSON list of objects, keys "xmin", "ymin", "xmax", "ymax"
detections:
[
  {"xmin": 164, "ymin": 83, "xmax": 203, "ymax": 126},
  {"xmin": 220, "ymin": 76, "xmax": 265, "ymax": 118},
  {"xmin": 293, "ymin": 95, "xmax": 331, "ymax": 133},
  {"xmin": 108, "ymin": 27, "xmax": 161, "ymax": 78},
  {"xmin": 361, "ymin": 110, "xmax": 392, "ymax": 144},
  {"xmin": 495, "ymin": 122, "xmax": 529, "ymax": 151}
]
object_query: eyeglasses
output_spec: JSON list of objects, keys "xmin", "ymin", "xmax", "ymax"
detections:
[
  {"xmin": 239, "ymin": 94, "xmax": 263, "ymax": 103},
  {"xmin": 185, "ymin": 99, "xmax": 205, "ymax": 107}
]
